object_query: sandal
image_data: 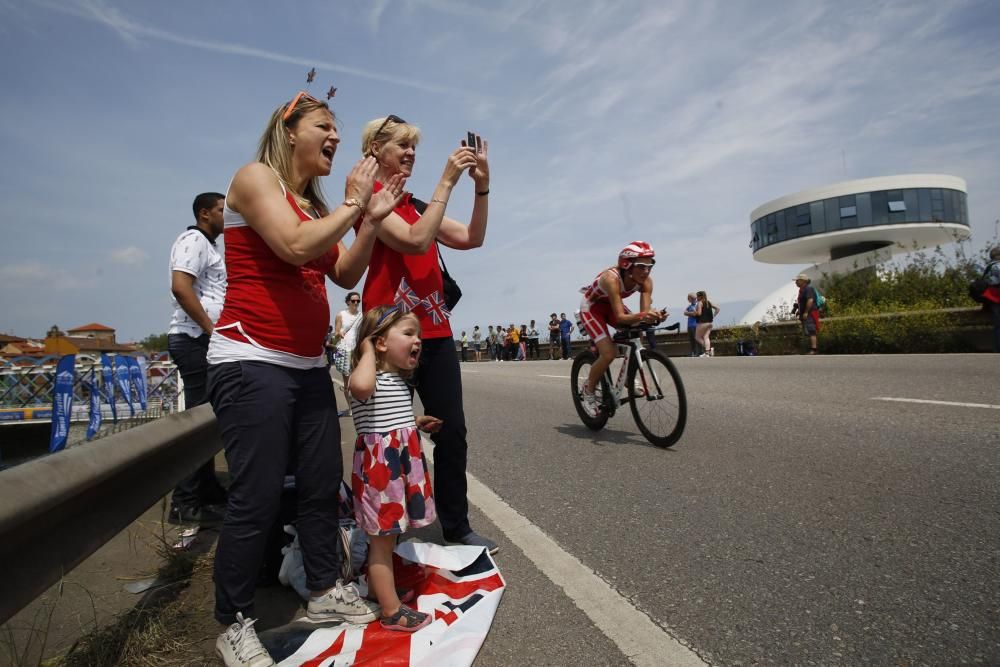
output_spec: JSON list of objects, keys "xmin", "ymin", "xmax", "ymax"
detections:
[{"xmin": 380, "ymin": 604, "xmax": 431, "ymax": 633}]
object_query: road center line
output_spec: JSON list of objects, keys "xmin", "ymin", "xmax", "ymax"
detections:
[
  {"xmin": 872, "ymin": 397, "xmax": 1000, "ymax": 410},
  {"xmin": 538, "ymin": 374, "xmax": 570, "ymax": 379},
  {"xmin": 424, "ymin": 443, "xmax": 706, "ymax": 667}
]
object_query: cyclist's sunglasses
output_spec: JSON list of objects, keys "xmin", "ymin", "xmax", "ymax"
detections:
[
  {"xmin": 283, "ymin": 91, "xmax": 320, "ymax": 121},
  {"xmin": 632, "ymin": 260, "xmax": 655, "ymax": 269}
]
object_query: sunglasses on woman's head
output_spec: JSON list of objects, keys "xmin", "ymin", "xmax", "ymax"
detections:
[
  {"xmin": 373, "ymin": 114, "xmax": 406, "ymax": 140},
  {"xmin": 283, "ymin": 91, "xmax": 320, "ymax": 121}
]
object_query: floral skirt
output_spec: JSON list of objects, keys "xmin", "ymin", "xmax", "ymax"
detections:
[{"xmin": 352, "ymin": 426, "xmax": 436, "ymax": 536}]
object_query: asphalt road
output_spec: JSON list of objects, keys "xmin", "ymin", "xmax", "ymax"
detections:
[{"xmin": 424, "ymin": 354, "xmax": 1000, "ymax": 666}]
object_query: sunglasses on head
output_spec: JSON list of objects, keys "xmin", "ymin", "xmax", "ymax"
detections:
[
  {"xmin": 373, "ymin": 114, "xmax": 407, "ymax": 140},
  {"xmin": 283, "ymin": 91, "xmax": 321, "ymax": 122}
]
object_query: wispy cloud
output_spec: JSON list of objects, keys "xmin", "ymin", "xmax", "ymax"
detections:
[
  {"xmin": 0, "ymin": 261, "xmax": 98, "ymax": 291},
  {"xmin": 34, "ymin": 0, "xmax": 483, "ymax": 99},
  {"xmin": 109, "ymin": 246, "xmax": 148, "ymax": 266}
]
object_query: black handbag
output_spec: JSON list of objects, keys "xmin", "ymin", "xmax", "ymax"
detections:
[
  {"xmin": 437, "ymin": 242, "xmax": 462, "ymax": 311},
  {"xmin": 409, "ymin": 196, "xmax": 462, "ymax": 311}
]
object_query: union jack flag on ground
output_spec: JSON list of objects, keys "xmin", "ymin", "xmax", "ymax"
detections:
[
  {"xmin": 263, "ymin": 542, "xmax": 505, "ymax": 666},
  {"xmin": 420, "ymin": 291, "xmax": 451, "ymax": 325},
  {"xmin": 394, "ymin": 278, "xmax": 423, "ymax": 313}
]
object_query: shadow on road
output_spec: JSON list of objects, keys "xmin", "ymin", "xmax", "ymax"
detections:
[{"xmin": 554, "ymin": 423, "xmax": 671, "ymax": 450}]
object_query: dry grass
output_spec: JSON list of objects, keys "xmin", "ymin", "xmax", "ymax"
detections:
[{"xmin": 52, "ymin": 544, "xmax": 217, "ymax": 667}]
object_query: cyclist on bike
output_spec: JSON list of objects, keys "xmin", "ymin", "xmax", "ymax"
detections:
[{"xmin": 579, "ymin": 241, "xmax": 667, "ymax": 417}]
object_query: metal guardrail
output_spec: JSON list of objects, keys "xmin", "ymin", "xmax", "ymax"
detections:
[{"xmin": 0, "ymin": 404, "xmax": 219, "ymax": 624}]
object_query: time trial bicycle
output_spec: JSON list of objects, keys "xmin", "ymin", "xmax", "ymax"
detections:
[{"xmin": 570, "ymin": 324, "xmax": 687, "ymax": 448}]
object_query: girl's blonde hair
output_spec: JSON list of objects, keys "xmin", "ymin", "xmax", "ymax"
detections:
[
  {"xmin": 352, "ymin": 305, "xmax": 421, "ymax": 377},
  {"xmin": 256, "ymin": 95, "xmax": 333, "ymax": 213},
  {"xmin": 360, "ymin": 116, "xmax": 422, "ymax": 158}
]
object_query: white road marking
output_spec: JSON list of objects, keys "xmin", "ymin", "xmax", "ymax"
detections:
[
  {"xmin": 872, "ymin": 397, "xmax": 1000, "ymax": 410},
  {"xmin": 538, "ymin": 374, "xmax": 570, "ymax": 379},
  {"xmin": 424, "ymin": 442, "xmax": 706, "ymax": 667},
  {"xmin": 460, "ymin": 368, "xmax": 481, "ymax": 373}
]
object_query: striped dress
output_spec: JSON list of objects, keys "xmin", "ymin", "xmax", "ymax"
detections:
[{"xmin": 350, "ymin": 372, "xmax": 436, "ymax": 536}]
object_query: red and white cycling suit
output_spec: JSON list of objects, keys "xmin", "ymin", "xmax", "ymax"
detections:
[{"xmin": 578, "ymin": 268, "xmax": 638, "ymax": 343}]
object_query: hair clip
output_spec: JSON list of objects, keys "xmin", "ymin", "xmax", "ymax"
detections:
[{"xmin": 375, "ymin": 306, "xmax": 400, "ymax": 327}]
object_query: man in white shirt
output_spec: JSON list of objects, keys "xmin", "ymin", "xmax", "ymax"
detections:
[{"xmin": 167, "ymin": 192, "xmax": 228, "ymax": 524}]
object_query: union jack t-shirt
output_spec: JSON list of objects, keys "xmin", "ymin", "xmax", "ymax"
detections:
[{"xmin": 356, "ymin": 182, "xmax": 453, "ymax": 340}]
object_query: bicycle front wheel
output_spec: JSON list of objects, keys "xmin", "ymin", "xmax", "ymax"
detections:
[
  {"xmin": 627, "ymin": 350, "xmax": 687, "ymax": 448},
  {"xmin": 571, "ymin": 351, "xmax": 610, "ymax": 431}
]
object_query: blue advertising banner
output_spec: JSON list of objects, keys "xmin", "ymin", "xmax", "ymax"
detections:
[
  {"xmin": 101, "ymin": 353, "xmax": 117, "ymax": 424},
  {"xmin": 49, "ymin": 354, "xmax": 76, "ymax": 453},
  {"xmin": 132, "ymin": 356, "xmax": 148, "ymax": 411},
  {"xmin": 115, "ymin": 356, "xmax": 135, "ymax": 417},
  {"xmin": 86, "ymin": 369, "xmax": 102, "ymax": 440}
]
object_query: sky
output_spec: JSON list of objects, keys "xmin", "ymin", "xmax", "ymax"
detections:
[{"xmin": 1, "ymin": 0, "xmax": 999, "ymax": 342}]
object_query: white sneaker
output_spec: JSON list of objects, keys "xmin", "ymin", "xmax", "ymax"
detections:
[
  {"xmin": 216, "ymin": 613, "xmax": 274, "ymax": 667},
  {"xmin": 581, "ymin": 390, "xmax": 601, "ymax": 418},
  {"xmin": 307, "ymin": 579, "xmax": 380, "ymax": 624}
]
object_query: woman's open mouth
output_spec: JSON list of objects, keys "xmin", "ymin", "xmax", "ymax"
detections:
[{"xmin": 321, "ymin": 145, "xmax": 336, "ymax": 161}]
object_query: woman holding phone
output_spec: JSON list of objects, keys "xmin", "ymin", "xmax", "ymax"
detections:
[{"xmin": 355, "ymin": 115, "xmax": 497, "ymax": 553}]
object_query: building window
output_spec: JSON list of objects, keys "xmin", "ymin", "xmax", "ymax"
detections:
[
  {"xmin": 840, "ymin": 205, "xmax": 857, "ymax": 217},
  {"xmin": 888, "ymin": 200, "xmax": 906, "ymax": 212}
]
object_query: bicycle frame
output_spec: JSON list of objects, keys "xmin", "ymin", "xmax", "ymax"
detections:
[{"xmin": 594, "ymin": 332, "xmax": 667, "ymax": 411}]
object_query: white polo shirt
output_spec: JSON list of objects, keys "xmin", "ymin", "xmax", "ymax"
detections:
[{"xmin": 168, "ymin": 227, "xmax": 227, "ymax": 337}]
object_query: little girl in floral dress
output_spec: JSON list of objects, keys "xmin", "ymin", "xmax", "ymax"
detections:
[{"xmin": 349, "ymin": 305, "xmax": 441, "ymax": 632}]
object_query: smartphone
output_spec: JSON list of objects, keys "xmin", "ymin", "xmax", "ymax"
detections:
[{"xmin": 466, "ymin": 131, "xmax": 477, "ymax": 150}]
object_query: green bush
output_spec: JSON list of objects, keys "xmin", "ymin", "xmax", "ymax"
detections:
[
  {"xmin": 819, "ymin": 303, "xmax": 978, "ymax": 354},
  {"xmin": 820, "ymin": 235, "xmax": 998, "ymax": 315}
]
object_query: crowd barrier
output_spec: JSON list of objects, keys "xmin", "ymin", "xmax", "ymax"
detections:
[{"xmin": 0, "ymin": 404, "xmax": 219, "ymax": 624}]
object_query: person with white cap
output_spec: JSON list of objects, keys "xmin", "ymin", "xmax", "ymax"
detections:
[{"xmin": 794, "ymin": 273, "xmax": 820, "ymax": 354}]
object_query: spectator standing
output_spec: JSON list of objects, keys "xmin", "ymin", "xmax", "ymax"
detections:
[
  {"xmin": 356, "ymin": 115, "xmax": 497, "ymax": 553},
  {"xmin": 527, "ymin": 320, "xmax": 540, "ymax": 359},
  {"xmin": 333, "ymin": 291, "xmax": 362, "ymax": 405},
  {"xmin": 794, "ymin": 274, "xmax": 820, "ymax": 354},
  {"xmin": 559, "ymin": 312, "xmax": 574, "ymax": 360},
  {"xmin": 694, "ymin": 290, "xmax": 720, "ymax": 357},
  {"xmin": 207, "ymin": 92, "xmax": 406, "ymax": 666},
  {"xmin": 348, "ymin": 306, "xmax": 439, "ymax": 632},
  {"xmin": 547, "ymin": 313, "xmax": 560, "ymax": 359},
  {"xmin": 508, "ymin": 323, "xmax": 520, "ymax": 360},
  {"xmin": 518, "ymin": 324, "xmax": 528, "ymax": 360},
  {"xmin": 460, "ymin": 331, "xmax": 469, "ymax": 362},
  {"xmin": 496, "ymin": 324, "xmax": 506, "ymax": 361},
  {"xmin": 684, "ymin": 292, "xmax": 703, "ymax": 357},
  {"xmin": 472, "ymin": 325, "xmax": 482, "ymax": 362},
  {"xmin": 167, "ymin": 192, "xmax": 229, "ymax": 525},
  {"xmin": 981, "ymin": 246, "xmax": 1000, "ymax": 352},
  {"xmin": 486, "ymin": 325, "xmax": 496, "ymax": 361}
]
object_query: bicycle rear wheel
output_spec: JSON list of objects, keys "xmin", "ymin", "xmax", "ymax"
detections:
[
  {"xmin": 627, "ymin": 350, "xmax": 687, "ymax": 448},
  {"xmin": 570, "ymin": 351, "xmax": 611, "ymax": 430}
]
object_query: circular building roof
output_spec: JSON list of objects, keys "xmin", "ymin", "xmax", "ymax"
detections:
[{"xmin": 750, "ymin": 174, "xmax": 970, "ymax": 264}]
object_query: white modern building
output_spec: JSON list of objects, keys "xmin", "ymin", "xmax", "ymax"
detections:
[{"xmin": 740, "ymin": 174, "xmax": 970, "ymax": 324}]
